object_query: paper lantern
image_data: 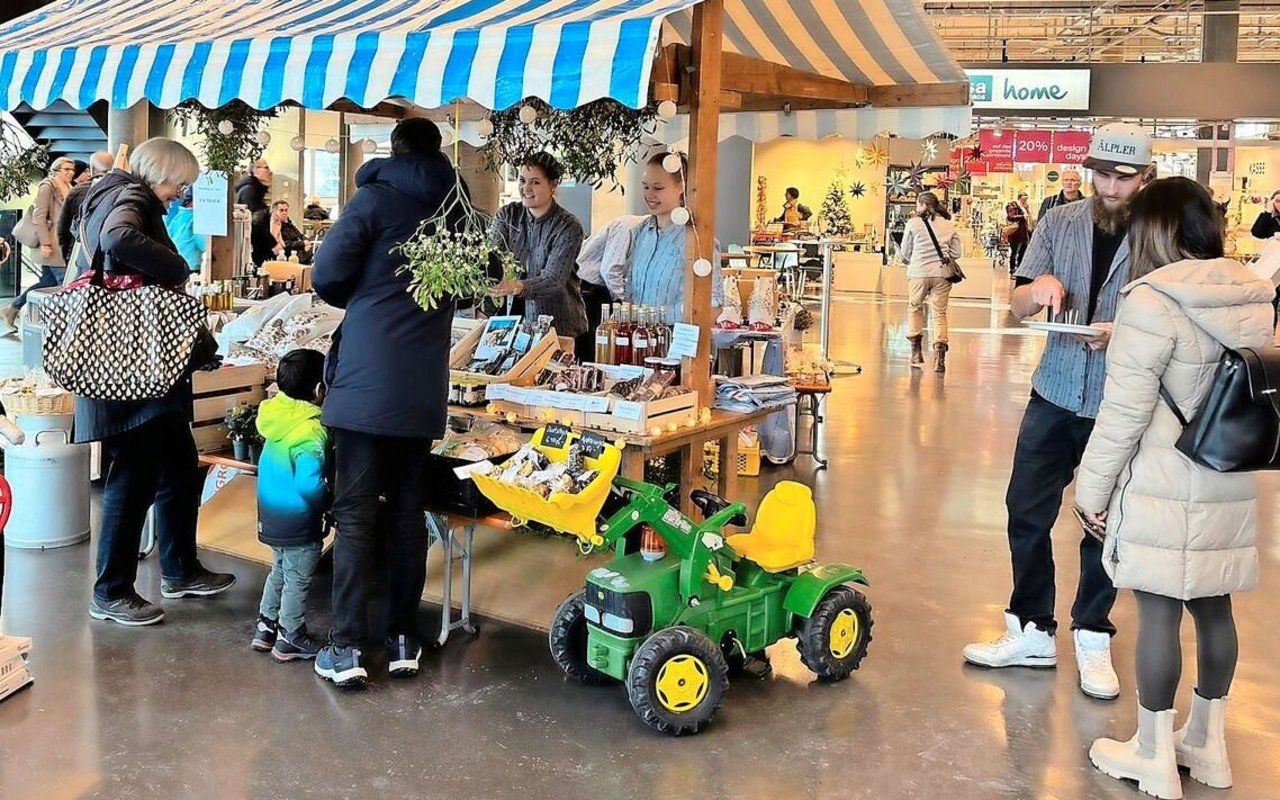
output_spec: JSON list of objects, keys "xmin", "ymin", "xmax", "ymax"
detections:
[
  {"xmin": 662, "ymin": 153, "xmax": 683, "ymax": 174},
  {"xmin": 255, "ymin": 130, "xmax": 271, "ymax": 146},
  {"xmin": 518, "ymin": 105, "xmax": 538, "ymax": 125},
  {"xmin": 670, "ymin": 206, "xmax": 691, "ymax": 226},
  {"xmin": 324, "ymin": 138, "xmax": 340, "ymax": 154},
  {"xmin": 692, "ymin": 258, "xmax": 712, "ymax": 277},
  {"xmin": 289, "ymin": 136, "xmax": 304, "ymax": 152},
  {"xmin": 657, "ymin": 100, "xmax": 678, "ymax": 120},
  {"xmin": 217, "ymin": 120, "xmax": 235, "ymax": 135}
]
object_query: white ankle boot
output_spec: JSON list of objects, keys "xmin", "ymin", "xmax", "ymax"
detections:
[
  {"xmin": 1174, "ymin": 692, "xmax": 1232, "ymax": 788},
  {"xmin": 1090, "ymin": 704, "xmax": 1182, "ymax": 799}
]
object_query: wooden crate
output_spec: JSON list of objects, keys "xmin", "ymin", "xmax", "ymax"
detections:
[
  {"xmin": 449, "ymin": 325, "xmax": 559, "ymax": 387},
  {"xmin": 191, "ymin": 363, "xmax": 266, "ymax": 453},
  {"xmin": 584, "ymin": 391, "xmax": 699, "ymax": 435}
]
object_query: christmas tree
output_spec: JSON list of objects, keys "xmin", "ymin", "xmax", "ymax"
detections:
[{"xmin": 820, "ymin": 178, "xmax": 853, "ymax": 238}]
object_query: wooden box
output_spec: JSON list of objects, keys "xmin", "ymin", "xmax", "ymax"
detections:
[
  {"xmin": 449, "ymin": 325, "xmax": 559, "ymax": 387},
  {"xmin": 191, "ymin": 363, "xmax": 266, "ymax": 453},
  {"xmin": 490, "ymin": 389, "xmax": 699, "ymax": 437}
]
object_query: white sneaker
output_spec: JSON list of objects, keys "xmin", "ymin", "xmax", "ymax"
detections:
[
  {"xmin": 963, "ymin": 612, "xmax": 1057, "ymax": 668},
  {"xmin": 1074, "ymin": 629, "xmax": 1120, "ymax": 700}
]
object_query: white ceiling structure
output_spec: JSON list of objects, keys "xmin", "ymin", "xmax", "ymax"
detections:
[{"xmin": 922, "ymin": 0, "xmax": 1280, "ymax": 64}]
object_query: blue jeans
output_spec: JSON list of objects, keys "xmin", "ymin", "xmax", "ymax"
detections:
[
  {"xmin": 12, "ymin": 265, "xmax": 65, "ymax": 310},
  {"xmin": 259, "ymin": 543, "xmax": 323, "ymax": 635}
]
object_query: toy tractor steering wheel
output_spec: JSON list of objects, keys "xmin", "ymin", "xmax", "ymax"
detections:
[{"xmin": 690, "ymin": 489, "xmax": 748, "ymax": 527}]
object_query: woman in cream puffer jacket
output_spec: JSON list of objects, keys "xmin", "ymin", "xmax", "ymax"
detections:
[{"xmin": 1076, "ymin": 178, "xmax": 1274, "ymax": 800}]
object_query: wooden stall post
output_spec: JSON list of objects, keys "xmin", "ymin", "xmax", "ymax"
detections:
[{"xmin": 684, "ymin": 0, "xmax": 724, "ymax": 408}]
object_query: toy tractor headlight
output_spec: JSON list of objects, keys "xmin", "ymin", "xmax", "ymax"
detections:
[{"xmin": 582, "ymin": 585, "xmax": 652, "ymax": 638}]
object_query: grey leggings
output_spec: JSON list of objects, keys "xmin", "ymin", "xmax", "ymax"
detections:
[{"xmin": 1135, "ymin": 590, "xmax": 1237, "ymax": 711}]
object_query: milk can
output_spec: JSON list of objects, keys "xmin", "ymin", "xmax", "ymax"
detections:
[{"xmin": 2, "ymin": 429, "xmax": 91, "ymax": 549}]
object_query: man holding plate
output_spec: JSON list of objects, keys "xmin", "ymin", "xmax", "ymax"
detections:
[{"xmin": 964, "ymin": 124, "xmax": 1155, "ymax": 702}]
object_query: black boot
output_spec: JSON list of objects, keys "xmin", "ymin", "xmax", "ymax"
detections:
[
  {"xmin": 935, "ymin": 342, "xmax": 948, "ymax": 373},
  {"xmin": 909, "ymin": 335, "xmax": 924, "ymax": 368}
]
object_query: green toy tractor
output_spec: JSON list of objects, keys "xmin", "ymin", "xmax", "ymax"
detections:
[{"xmin": 548, "ymin": 474, "xmax": 873, "ymax": 736}]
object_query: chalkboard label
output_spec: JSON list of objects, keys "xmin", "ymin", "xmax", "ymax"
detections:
[
  {"xmin": 542, "ymin": 424, "xmax": 572, "ymax": 450},
  {"xmin": 580, "ymin": 431, "xmax": 609, "ymax": 459}
]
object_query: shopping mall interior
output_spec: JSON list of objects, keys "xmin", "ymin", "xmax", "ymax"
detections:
[{"xmin": 1, "ymin": 1, "xmax": 1280, "ymax": 799}]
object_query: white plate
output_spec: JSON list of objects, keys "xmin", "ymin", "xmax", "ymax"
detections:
[{"xmin": 1021, "ymin": 321, "xmax": 1104, "ymax": 337}]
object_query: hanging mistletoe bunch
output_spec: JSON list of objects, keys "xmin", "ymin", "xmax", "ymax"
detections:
[
  {"xmin": 395, "ymin": 177, "xmax": 522, "ymax": 311},
  {"xmin": 480, "ymin": 98, "xmax": 659, "ymax": 191},
  {"xmin": 0, "ymin": 117, "xmax": 48, "ymax": 203},
  {"xmin": 169, "ymin": 100, "xmax": 276, "ymax": 174}
]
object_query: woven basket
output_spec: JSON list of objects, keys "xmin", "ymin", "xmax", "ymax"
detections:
[{"xmin": 0, "ymin": 389, "xmax": 74, "ymax": 416}]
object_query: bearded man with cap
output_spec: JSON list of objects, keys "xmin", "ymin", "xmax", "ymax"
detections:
[{"xmin": 964, "ymin": 123, "xmax": 1155, "ymax": 701}]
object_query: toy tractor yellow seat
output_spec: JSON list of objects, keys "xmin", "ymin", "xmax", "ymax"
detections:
[{"xmin": 726, "ymin": 481, "xmax": 816, "ymax": 573}]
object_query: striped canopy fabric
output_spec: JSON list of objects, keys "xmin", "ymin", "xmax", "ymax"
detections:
[
  {"xmin": 0, "ymin": 0, "xmax": 964, "ymax": 114},
  {"xmin": 656, "ymin": 105, "xmax": 973, "ymax": 145}
]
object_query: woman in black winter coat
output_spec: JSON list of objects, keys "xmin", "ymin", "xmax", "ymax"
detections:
[
  {"xmin": 75, "ymin": 138, "xmax": 235, "ymax": 627},
  {"xmin": 1251, "ymin": 190, "xmax": 1280, "ymax": 241}
]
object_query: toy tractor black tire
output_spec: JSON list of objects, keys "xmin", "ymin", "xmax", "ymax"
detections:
[
  {"xmin": 549, "ymin": 590, "xmax": 614, "ymax": 686},
  {"xmin": 797, "ymin": 585, "xmax": 873, "ymax": 682},
  {"xmin": 627, "ymin": 627, "xmax": 729, "ymax": 736}
]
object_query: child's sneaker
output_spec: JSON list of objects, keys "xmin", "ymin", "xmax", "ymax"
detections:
[
  {"xmin": 251, "ymin": 616, "xmax": 278, "ymax": 652},
  {"xmin": 272, "ymin": 626, "xmax": 323, "ymax": 662}
]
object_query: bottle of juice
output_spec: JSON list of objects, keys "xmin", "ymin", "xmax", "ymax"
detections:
[
  {"xmin": 654, "ymin": 307, "xmax": 671, "ymax": 357},
  {"xmin": 594, "ymin": 304, "xmax": 615, "ymax": 364},
  {"xmin": 614, "ymin": 303, "xmax": 633, "ymax": 366},
  {"xmin": 632, "ymin": 307, "xmax": 651, "ymax": 366}
]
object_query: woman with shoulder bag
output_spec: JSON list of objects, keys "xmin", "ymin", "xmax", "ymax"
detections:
[
  {"xmin": 1005, "ymin": 193, "xmax": 1032, "ymax": 275},
  {"xmin": 898, "ymin": 191, "xmax": 962, "ymax": 373},
  {"xmin": 75, "ymin": 138, "xmax": 235, "ymax": 628},
  {"xmin": 2, "ymin": 157, "xmax": 76, "ymax": 330},
  {"xmin": 1074, "ymin": 178, "xmax": 1275, "ymax": 799}
]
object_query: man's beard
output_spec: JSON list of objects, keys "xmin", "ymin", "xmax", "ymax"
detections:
[{"xmin": 1092, "ymin": 195, "xmax": 1132, "ymax": 234}]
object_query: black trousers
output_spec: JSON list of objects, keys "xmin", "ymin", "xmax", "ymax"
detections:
[
  {"xmin": 1009, "ymin": 240, "xmax": 1028, "ymax": 274},
  {"xmin": 576, "ymin": 280, "xmax": 613, "ymax": 363},
  {"xmin": 329, "ymin": 429, "xmax": 430, "ymax": 648},
  {"xmin": 95, "ymin": 414, "xmax": 201, "ymax": 602},
  {"xmin": 1005, "ymin": 394, "xmax": 1117, "ymax": 636}
]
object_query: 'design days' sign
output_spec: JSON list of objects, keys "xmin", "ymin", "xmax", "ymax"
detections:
[{"xmin": 965, "ymin": 69, "xmax": 1091, "ymax": 112}]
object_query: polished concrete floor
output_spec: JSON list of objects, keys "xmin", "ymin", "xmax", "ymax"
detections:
[{"xmin": 2, "ymin": 280, "xmax": 1279, "ymax": 800}]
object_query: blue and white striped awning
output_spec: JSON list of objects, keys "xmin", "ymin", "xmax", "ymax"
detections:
[
  {"xmin": 656, "ymin": 105, "xmax": 974, "ymax": 144},
  {"xmin": 0, "ymin": 0, "xmax": 965, "ymax": 113}
]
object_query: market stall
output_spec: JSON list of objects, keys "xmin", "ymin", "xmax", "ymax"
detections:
[{"xmin": 0, "ymin": 0, "xmax": 968, "ymax": 636}]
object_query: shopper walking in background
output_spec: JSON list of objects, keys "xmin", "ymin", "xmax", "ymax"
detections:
[
  {"xmin": 252, "ymin": 349, "xmax": 330, "ymax": 664},
  {"xmin": 488, "ymin": 152, "xmax": 588, "ymax": 340},
  {"xmin": 76, "ymin": 138, "xmax": 235, "ymax": 627},
  {"xmin": 1037, "ymin": 169, "xmax": 1085, "ymax": 222},
  {"xmin": 1075, "ymin": 177, "xmax": 1271, "ymax": 799},
  {"xmin": 898, "ymin": 191, "xmax": 961, "ymax": 373},
  {"xmin": 1250, "ymin": 190, "xmax": 1280, "ymax": 240},
  {"xmin": 964, "ymin": 123, "xmax": 1156, "ymax": 702},
  {"xmin": 312, "ymin": 118, "xmax": 464, "ymax": 689},
  {"xmin": 2, "ymin": 157, "xmax": 75, "ymax": 330},
  {"xmin": 1005, "ymin": 192, "xmax": 1033, "ymax": 275},
  {"xmin": 235, "ymin": 158, "xmax": 272, "ymax": 214},
  {"xmin": 57, "ymin": 151, "xmax": 114, "ymax": 266}
]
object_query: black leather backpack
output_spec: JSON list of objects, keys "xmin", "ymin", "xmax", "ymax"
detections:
[{"xmin": 1160, "ymin": 347, "xmax": 1280, "ymax": 472}]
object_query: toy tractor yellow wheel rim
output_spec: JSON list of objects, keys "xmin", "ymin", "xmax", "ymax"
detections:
[
  {"xmin": 655, "ymin": 654, "xmax": 710, "ymax": 713},
  {"xmin": 830, "ymin": 608, "xmax": 860, "ymax": 659}
]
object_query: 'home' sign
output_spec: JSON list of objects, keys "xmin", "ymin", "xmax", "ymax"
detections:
[{"xmin": 966, "ymin": 69, "xmax": 1091, "ymax": 111}]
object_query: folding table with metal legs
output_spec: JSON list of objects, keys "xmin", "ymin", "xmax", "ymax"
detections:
[
  {"xmin": 424, "ymin": 512, "xmax": 479, "ymax": 647},
  {"xmin": 793, "ymin": 385, "xmax": 831, "ymax": 469}
]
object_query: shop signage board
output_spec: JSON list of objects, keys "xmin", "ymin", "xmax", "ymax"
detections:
[
  {"xmin": 192, "ymin": 171, "xmax": 229, "ymax": 237},
  {"xmin": 1051, "ymin": 131, "xmax": 1091, "ymax": 165},
  {"xmin": 974, "ymin": 129, "xmax": 1092, "ymax": 170},
  {"xmin": 966, "ymin": 69, "xmax": 1091, "ymax": 111},
  {"xmin": 1012, "ymin": 130, "xmax": 1053, "ymax": 163}
]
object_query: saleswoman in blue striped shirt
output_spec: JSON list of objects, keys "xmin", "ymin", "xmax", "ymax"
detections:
[{"xmin": 626, "ymin": 152, "xmax": 723, "ymax": 321}]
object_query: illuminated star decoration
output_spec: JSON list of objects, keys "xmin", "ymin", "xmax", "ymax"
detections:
[
  {"xmin": 907, "ymin": 161, "xmax": 928, "ymax": 191},
  {"xmin": 869, "ymin": 180, "xmax": 884, "ymax": 195},
  {"xmin": 868, "ymin": 143, "xmax": 889, "ymax": 167},
  {"xmin": 849, "ymin": 181, "xmax": 867, "ymax": 198},
  {"xmin": 968, "ymin": 144, "xmax": 983, "ymax": 161},
  {"xmin": 956, "ymin": 172, "xmax": 973, "ymax": 194},
  {"xmin": 935, "ymin": 175, "xmax": 956, "ymax": 191},
  {"xmin": 885, "ymin": 171, "xmax": 911, "ymax": 198},
  {"xmin": 921, "ymin": 139, "xmax": 939, "ymax": 160}
]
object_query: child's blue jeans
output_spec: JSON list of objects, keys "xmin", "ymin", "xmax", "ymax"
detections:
[{"xmin": 259, "ymin": 542, "xmax": 322, "ymax": 635}]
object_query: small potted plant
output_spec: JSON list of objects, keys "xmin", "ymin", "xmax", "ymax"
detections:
[
  {"xmin": 224, "ymin": 404, "xmax": 258, "ymax": 461},
  {"xmin": 248, "ymin": 429, "xmax": 265, "ymax": 465}
]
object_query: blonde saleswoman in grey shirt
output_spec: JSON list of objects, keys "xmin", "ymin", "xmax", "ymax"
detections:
[{"xmin": 897, "ymin": 191, "xmax": 962, "ymax": 373}]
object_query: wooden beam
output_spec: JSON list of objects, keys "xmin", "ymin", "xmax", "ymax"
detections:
[
  {"xmin": 868, "ymin": 82, "xmax": 970, "ymax": 108},
  {"xmin": 685, "ymin": 0, "xmax": 723, "ymax": 408},
  {"xmin": 721, "ymin": 51, "xmax": 868, "ymax": 105}
]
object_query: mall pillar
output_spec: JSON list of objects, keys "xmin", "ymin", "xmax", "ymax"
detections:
[{"xmin": 1201, "ymin": 0, "xmax": 1239, "ymax": 64}]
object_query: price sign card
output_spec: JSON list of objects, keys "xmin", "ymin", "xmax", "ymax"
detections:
[
  {"xmin": 580, "ymin": 432, "xmax": 609, "ymax": 459},
  {"xmin": 192, "ymin": 172, "xmax": 229, "ymax": 237},
  {"xmin": 542, "ymin": 424, "xmax": 573, "ymax": 449},
  {"xmin": 612, "ymin": 400, "xmax": 644, "ymax": 421},
  {"xmin": 668, "ymin": 323, "xmax": 701, "ymax": 360}
]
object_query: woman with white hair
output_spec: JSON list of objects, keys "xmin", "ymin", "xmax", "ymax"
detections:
[
  {"xmin": 2, "ymin": 156, "xmax": 76, "ymax": 329},
  {"xmin": 75, "ymin": 137, "xmax": 236, "ymax": 627}
]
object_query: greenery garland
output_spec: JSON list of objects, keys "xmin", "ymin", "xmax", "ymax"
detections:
[
  {"xmin": 169, "ymin": 100, "xmax": 276, "ymax": 174},
  {"xmin": 480, "ymin": 98, "xmax": 659, "ymax": 191},
  {"xmin": 0, "ymin": 117, "xmax": 48, "ymax": 203}
]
